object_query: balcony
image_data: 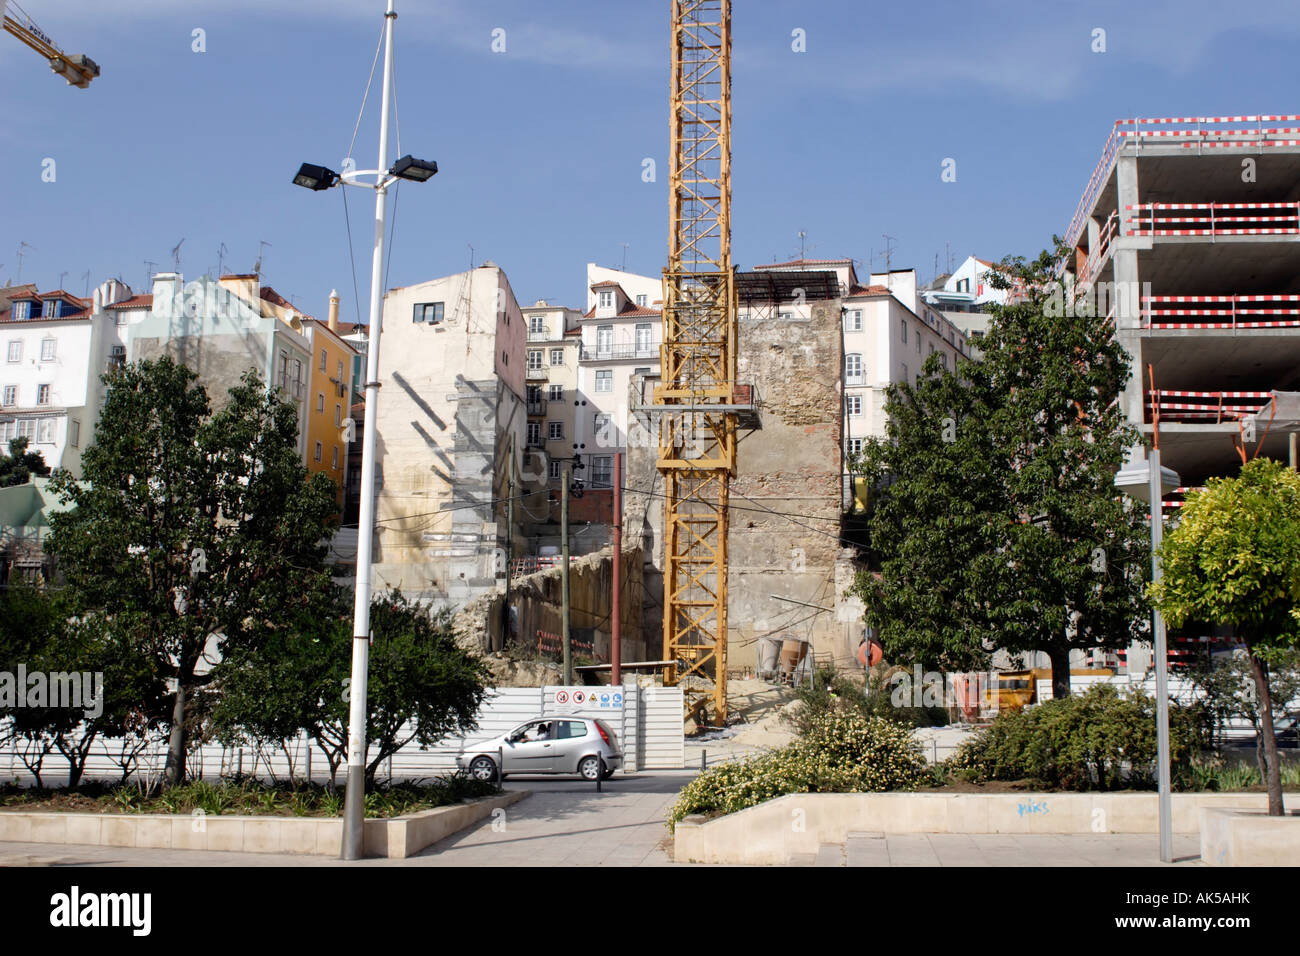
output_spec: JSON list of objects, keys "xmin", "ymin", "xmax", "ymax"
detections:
[
  {"xmin": 579, "ymin": 343, "xmax": 660, "ymax": 362},
  {"xmin": 525, "ymin": 366, "xmax": 548, "ymax": 380},
  {"xmin": 527, "ymin": 400, "xmax": 547, "ymax": 416},
  {"xmin": 527, "ymin": 331, "xmax": 551, "ymax": 342},
  {"xmin": 1145, "ymin": 389, "xmax": 1271, "ymax": 424}
]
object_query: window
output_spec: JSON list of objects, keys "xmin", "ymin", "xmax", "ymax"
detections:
[
  {"xmin": 902, "ymin": 363, "xmax": 909, "ymax": 382},
  {"xmin": 916, "ymin": 335, "xmax": 921, "ymax": 354},
  {"xmin": 549, "ymin": 459, "xmax": 563, "ymax": 480},
  {"xmin": 314, "ymin": 441, "xmax": 323, "ymax": 462},
  {"xmin": 337, "ymin": 359, "xmax": 345, "ymax": 382},
  {"xmin": 11, "ymin": 301, "xmax": 30, "ymax": 321},
  {"xmin": 596, "ymin": 325, "xmax": 613, "ymax": 355},
  {"xmin": 634, "ymin": 367, "xmax": 651, "ymax": 376},
  {"xmin": 529, "ymin": 315, "xmax": 545, "ymax": 335},
  {"xmin": 900, "ymin": 320, "xmax": 908, "ymax": 343},
  {"xmin": 548, "ymin": 384, "xmax": 564, "ymax": 401},
  {"xmin": 593, "ymin": 413, "xmax": 613, "ymax": 445},
  {"xmin": 845, "ymin": 354, "xmax": 863, "ymax": 385},
  {"xmin": 7, "ymin": 341, "xmax": 21, "ymax": 363},
  {"xmin": 320, "ymin": 349, "xmax": 327, "ymax": 371},
  {"xmin": 635, "ymin": 323, "xmax": 652, "ymax": 353},
  {"xmin": 413, "ymin": 301, "xmax": 444, "ymax": 324},
  {"xmin": 335, "ymin": 404, "xmax": 342, "ymax": 426},
  {"xmin": 957, "ymin": 278, "xmax": 970, "ymax": 294},
  {"xmin": 849, "ymin": 438, "xmax": 864, "ymax": 456},
  {"xmin": 554, "ymin": 720, "xmax": 586, "ymax": 740},
  {"xmin": 502, "ymin": 350, "xmax": 508, "ymax": 366},
  {"xmin": 40, "ymin": 339, "xmax": 56, "ymax": 362},
  {"xmin": 550, "ymin": 348, "xmax": 564, "ymax": 366},
  {"xmin": 43, "ymin": 299, "xmax": 57, "ymax": 318},
  {"xmin": 332, "ymin": 445, "xmax": 339, "ymax": 469},
  {"xmin": 37, "ymin": 418, "xmax": 53, "ymax": 443},
  {"xmin": 845, "ymin": 309, "xmax": 863, "ymax": 331},
  {"xmin": 69, "ymin": 418, "xmax": 80, "ymax": 448},
  {"xmin": 635, "ymin": 294, "xmax": 647, "ymax": 307},
  {"xmin": 939, "ymin": 353, "xmax": 948, "ymax": 370},
  {"xmin": 1, "ymin": 386, "xmax": 14, "ymax": 406},
  {"xmin": 318, "ymin": 392, "xmax": 325, "ymax": 413},
  {"xmin": 36, "ymin": 384, "xmax": 50, "ymax": 406},
  {"xmin": 527, "ymin": 422, "xmax": 542, "ymax": 447},
  {"xmin": 847, "ymin": 395, "xmax": 863, "ymax": 416},
  {"xmin": 527, "ymin": 350, "xmax": 543, "ymax": 370},
  {"xmin": 276, "ymin": 349, "xmax": 288, "ymax": 389},
  {"xmin": 592, "ymin": 456, "xmax": 612, "ymax": 487},
  {"xmin": 595, "ymin": 369, "xmax": 613, "ymax": 392},
  {"xmin": 598, "ymin": 290, "xmax": 613, "ymax": 310},
  {"xmin": 548, "ymin": 421, "xmax": 564, "ymax": 440}
]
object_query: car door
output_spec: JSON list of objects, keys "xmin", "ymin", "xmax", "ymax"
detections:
[
  {"xmin": 549, "ymin": 719, "xmax": 588, "ymax": 774},
  {"xmin": 502, "ymin": 720, "xmax": 554, "ymax": 774}
]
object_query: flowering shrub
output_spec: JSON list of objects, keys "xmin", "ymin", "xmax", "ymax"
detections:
[{"xmin": 667, "ymin": 706, "xmax": 926, "ymax": 829}]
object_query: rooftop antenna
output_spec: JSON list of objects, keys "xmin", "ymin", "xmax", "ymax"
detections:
[
  {"xmin": 798, "ymin": 230, "xmax": 807, "ymax": 260},
  {"xmin": 253, "ymin": 240, "xmax": 271, "ymax": 277},
  {"xmin": 171, "ymin": 238, "xmax": 185, "ymax": 272},
  {"xmin": 468, "ymin": 243, "xmax": 475, "ymax": 270},
  {"xmin": 58, "ymin": 270, "xmax": 68, "ymax": 291},
  {"xmin": 933, "ymin": 253, "xmax": 940, "ymax": 284},
  {"xmin": 81, "ymin": 270, "xmax": 91, "ymax": 297},
  {"xmin": 144, "ymin": 260, "xmax": 158, "ymax": 289},
  {"xmin": 16, "ymin": 241, "xmax": 34, "ymax": 283},
  {"xmin": 946, "ymin": 240, "xmax": 953, "ymax": 274},
  {"xmin": 881, "ymin": 234, "xmax": 896, "ymax": 273},
  {"xmin": 620, "ymin": 242, "xmax": 629, "ymax": 272},
  {"xmin": 217, "ymin": 242, "xmax": 229, "ymax": 276}
]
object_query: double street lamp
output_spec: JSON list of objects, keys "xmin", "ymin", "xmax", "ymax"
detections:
[
  {"xmin": 291, "ymin": 0, "xmax": 437, "ymax": 861},
  {"xmin": 1114, "ymin": 445, "xmax": 1181, "ymax": 864}
]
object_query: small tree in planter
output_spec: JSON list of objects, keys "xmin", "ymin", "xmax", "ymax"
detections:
[{"xmin": 1150, "ymin": 458, "xmax": 1300, "ymax": 816}]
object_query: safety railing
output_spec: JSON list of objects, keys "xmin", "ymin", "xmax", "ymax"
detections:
[
  {"xmin": 1081, "ymin": 210, "xmax": 1119, "ymax": 284},
  {"xmin": 1142, "ymin": 293, "xmax": 1300, "ymax": 330},
  {"xmin": 1064, "ymin": 115, "xmax": 1300, "ymax": 250},
  {"xmin": 1127, "ymin": 201, "xmax": 1300, "ymax": 238},
  {"xmin": 1145, "ymin": 389, "xmax": 1271, "ymax": 423}
]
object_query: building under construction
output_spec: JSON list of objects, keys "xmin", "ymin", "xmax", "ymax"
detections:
[{"xmin": 1062, "ymin": 115, "xmax": 1300, "ymax": 670}]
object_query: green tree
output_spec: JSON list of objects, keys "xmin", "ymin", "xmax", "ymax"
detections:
[
  {"xmin": 213, "ymin": 588, "xmax": 491, "ymax": 787},
  {"xmin": 855, "ymin": 243, "xmax": 1151, "ymax": 698},
  {"xmin": 46, "ymin": 357, "xmax": 339, "ymax": 787},
  {"xmin": 0, "ymin": 436, "xmax": 51, "ymax": 487},
  {"xmin": 1150, "ymin": 458, "xmax": 1300, "ymax": 816}
]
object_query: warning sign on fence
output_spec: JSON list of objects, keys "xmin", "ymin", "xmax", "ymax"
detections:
[{"xmin": 548, "ymin": 685, "xmax": 624, "ymax": 714}]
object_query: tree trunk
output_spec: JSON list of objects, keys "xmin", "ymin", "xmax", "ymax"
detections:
[
  {"xmin": 163, "ymin": 681, "xmax": 188, "ymax": 787},
  {"xmin": 1246, "ymin": 646, "xmax": 1285, "ymax": 816},
  {"xmin": 1049, "ymin": 646, "xmax": 1071, "ymax": 700}
]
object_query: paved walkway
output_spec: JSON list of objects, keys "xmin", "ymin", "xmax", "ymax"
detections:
[{"xmin": 0, "ymin": 775, "xmax": 1206, "ymax": 867}]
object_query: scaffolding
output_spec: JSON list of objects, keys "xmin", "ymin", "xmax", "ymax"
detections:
[{"xmin": 657, "ymin": 0, "xmax": 735, "ymax": 725}]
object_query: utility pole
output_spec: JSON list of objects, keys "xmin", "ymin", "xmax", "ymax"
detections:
[
  {"xmin": 341, "ymin": 0, "xmax": 399, "ymax": 863},
  {"xmin": 562, "ymin": 459, "xmax": 573, "ymax": 685},
  {"xmin": 612, "ymin": 452, "xmax": 622, "ymax": 686},
  {"xmin": 503, "ymin": 435, "xmax": 514, "ymax": 653}
]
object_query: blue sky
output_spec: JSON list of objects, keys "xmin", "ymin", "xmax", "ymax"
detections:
[{"xmin": 3, "ymin": 0, "xmax": 1299, "ymax": 319}]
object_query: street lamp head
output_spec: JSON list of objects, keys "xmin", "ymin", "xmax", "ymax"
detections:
[
  {"xmin": 389, "ymin": 155, "xmax": 438, "ymax": 183},
  {"xmin": 292, "ymin": 163, "xmax": 340, "ymax": 191}
]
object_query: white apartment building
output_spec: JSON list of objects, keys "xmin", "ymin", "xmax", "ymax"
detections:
[
  {"xmin": 372, "ymin": 262, "xmax": 527, "ymax": 605},
  {"xmin": 575, "ymin": 265, "xmax": 662, "ymax": 488},
  {"xmin": 920, "ymin": 254, "xmax": 1008, "ymax": 343},
  {"xmin": 521, "ymin": 300, "xmax": 582, "ymax": 488},
  {"xmin": 0, "ymin": 280, "xmax": 150, "ymax": 478}
]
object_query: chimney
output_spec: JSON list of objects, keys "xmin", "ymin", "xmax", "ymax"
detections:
[{"xmin": 328, "ymin": 289, "xmax": 340, "ymax": 333}]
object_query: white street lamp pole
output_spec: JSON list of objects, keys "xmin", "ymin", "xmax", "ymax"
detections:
[
  {"xmin": 1148, "ymin": 445, "xmax": 1173, "ymax": 864},
  {"xmin": 341, "ymin": 0, "xmax": 397, "ymax": 861}
]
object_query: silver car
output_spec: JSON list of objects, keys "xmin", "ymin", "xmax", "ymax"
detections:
[{"xmin": 458, "ymin": 716, "xmax": 623, "ymax": 781}]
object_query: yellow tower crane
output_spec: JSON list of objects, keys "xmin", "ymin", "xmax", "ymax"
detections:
[
  {"xmin": 2, "ymin": 0, "xmax": 99, "ymax": 89},
  {"xmin": 657, "ymin": 0, "xmax": 736, "ymax": 726}
]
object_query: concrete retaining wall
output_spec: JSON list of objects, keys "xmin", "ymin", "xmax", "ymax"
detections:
[
  {"xmin": 674, "ymin": 792, "xmax": 1273, "ymax": 865},
  {"xmin": 0, "ymin": 791, "xmax": 525, "ymax": 860},
  {"xmin": 1200, "ymin": 808, "xmax": 1300, "ymax": 866}
]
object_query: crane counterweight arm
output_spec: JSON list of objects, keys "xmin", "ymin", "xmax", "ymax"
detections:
[{"xmin": 3, "ymin": 0, "xmax": 100, "ymax": 89}]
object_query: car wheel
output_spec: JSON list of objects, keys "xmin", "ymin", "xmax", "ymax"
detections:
[
  {"xmin": 578, "ymin": 755, "xmax": 603, "ymax": 781},
  {"xmin": 469, "ymin": 756, "xmax": 498, "ymax": 782}
]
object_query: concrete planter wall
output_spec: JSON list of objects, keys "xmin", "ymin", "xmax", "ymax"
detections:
[
  {"xmin": 1200, "ymin": 808, "xmax": 1300, "ymax": 866},
  {"xmin": 0, "ymin": 791, "xmax": 525, "ymax": 860},
  {"xmin": 673, "ymin": 792, "xmax": 1273, "ymax": 865}
]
